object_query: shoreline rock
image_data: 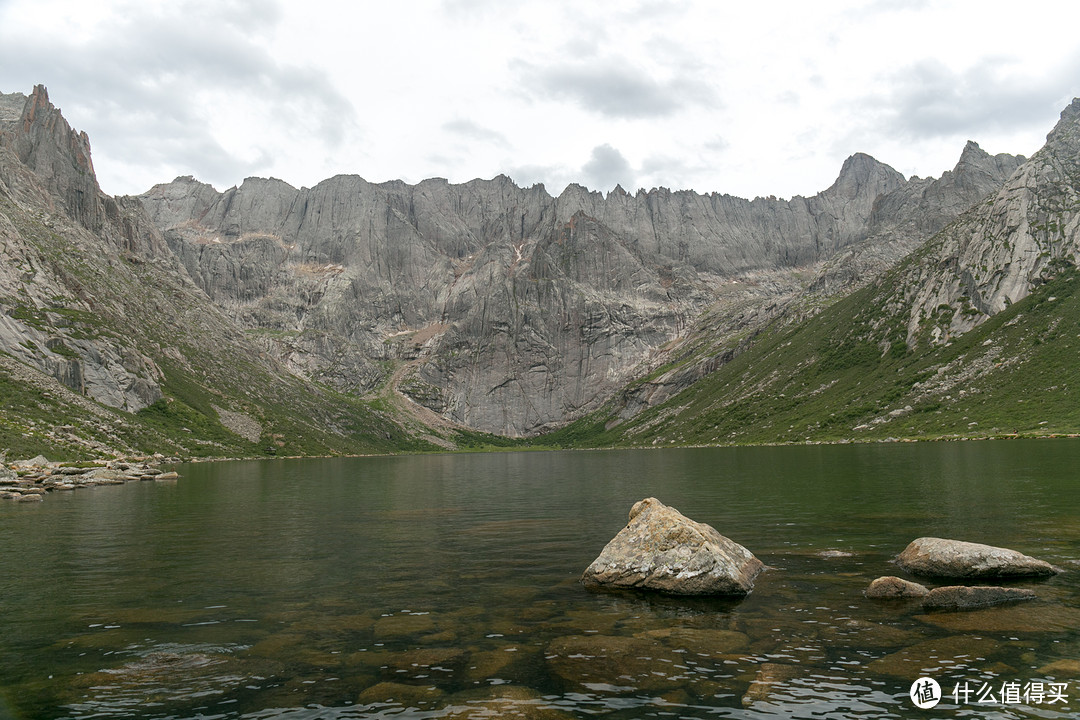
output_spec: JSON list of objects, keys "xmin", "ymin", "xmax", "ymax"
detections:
[
  {"xmin": 0, "ymin": 455, "xmax": 180, "ymax": 502},
  {"xmin": 581, "ymin": 497, "xmax": 764, "ymax": 596},
  {"xmin": 896, "ymin": 537, "xmax": 1059, "ymax": 578}
]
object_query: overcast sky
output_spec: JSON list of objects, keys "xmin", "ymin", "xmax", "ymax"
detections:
[{"xmin": 2, "ymin": 0, "xmax": 1079, "ymax": 200}]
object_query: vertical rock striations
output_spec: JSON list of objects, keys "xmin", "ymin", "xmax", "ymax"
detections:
[
  {"xmin": 903, "ymin": 99, "xmax": 1080, "ymax": 346},
  {"xmin": 140, "ymin": 147, "xmax": 996, "ymax": 435},
  {"xmin": 0, "ymin": 86, "xmax": 167, "ymax": 411},
  {"xmin": 1, "ymin": 84, "xmax": 424, "ymax": 458}
]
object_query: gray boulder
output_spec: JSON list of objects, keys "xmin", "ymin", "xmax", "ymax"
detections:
[
  {"xmin": 922, "ymin": 586, "xmax": 1037, "ymax": 612},
  {"xmin": 896, "ymin": 537, "xmax": 1058, "ymax": 578},
  {"xmin": 581, "ymin": 497, "xmax": 763, "ymax": 596},
  {"xmin": 865, "ymin": 576, "xmax": 929, "ymax": 599}
]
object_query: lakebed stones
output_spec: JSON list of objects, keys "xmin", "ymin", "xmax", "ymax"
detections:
[
  {"xmin": 441, "ymin": 686, "xmax": 576, "ymax": 720},
  {"xmin": 545, "ymin": 634, "xmax": 686, "ymax": 692},
  {"xmin": 917, "ymin": 602, "xmax": 1080, "ymax": 633},
  {"xmin": 865, "ymin": 635, "xmax": 1000, "ymax": 679},
  {"xmin": 921, "ymin": 585, "xmax": 1037, "ymax": 611},
  {"xmin": 581, "ymin": 497, "xmax": 764, "ymax": 596},
  {"xmin": 357, "ymin": 681, "xmax": 445, "ymax": 709},
  {"xmin": 896, "ymin": 537, "xmax": 1058, "ymax": 578},
  {"xmin": 742, "ymin": 662, "xmax": 800, "ymax": 707},
  {"xmin": 865, "ymin": 576, "xmax": 929, "ymax": 599}
]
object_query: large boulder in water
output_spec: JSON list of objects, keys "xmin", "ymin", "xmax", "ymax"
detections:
[
  {"xmin": 581, "ymin": 497, "xmax": 764, "ymax": 595},
  {"xmin": 896, "ymin": 537, "xmax": 1058, "ymax": 579}
]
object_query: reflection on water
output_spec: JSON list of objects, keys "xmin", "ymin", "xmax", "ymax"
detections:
[{"xmin": 0, "ymin": 441, "xmax": 1078, "ymax": 718}]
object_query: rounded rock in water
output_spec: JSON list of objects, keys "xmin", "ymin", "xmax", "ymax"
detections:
[{"xmin": 896, "ymin": 537, "xmax": 1058, "ymax": 578}]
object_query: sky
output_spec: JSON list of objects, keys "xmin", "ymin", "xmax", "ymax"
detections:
[{"xmin": 1, "ymin": 0, "xmax": 1079, "ymax": 201}]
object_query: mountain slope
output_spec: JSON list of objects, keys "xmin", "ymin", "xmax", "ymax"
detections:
[
  {"xmin": 0, "ymin": 86, "xmax": 441, "ymax": 460},
  {"xmin": 546, "ymin": 100, "xmax": 1080, "ymax": 448},
  {"xmin": 3, "ymin": 84, "xmax": 1061, "ymax": 457},
  {"xmin": 595, "ymin": 141, "xmax": 1025, "ymax": 424},
  {"xmin": 138, "ymin": 134, "xmax": 1018, "ymax": 436}
]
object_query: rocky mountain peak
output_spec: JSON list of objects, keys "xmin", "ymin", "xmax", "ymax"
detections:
[
  {"xmin": 0, "ymin": 84, "xmax": 103, "ymax": 231},
  {"xmin": 821, "ymin": 153, "xmax": 906, "ymax": 216},
  {"xmin": 941, "ymin": 139, "xmax": 1025, "ymax": 195},
  {"xmin": 1042, "ymin": 97, "xmax": 1080, "ymax": 165},
  {"xmin": 901, "ymin": 97, "xmax": 1080, "ymax": 346},
  {"xmin": 139, "ymin": 175, "xmax": 223, "ymax": 230},
  {"xmin": 956, "ymin": 139, "xmax": 988, "ymax": 165},
  {"xmin": 0, "ymin": 90, "xmax": 27, "ymax": 126},
  {"xmin": 13, "ymin": 85, "xmax": 96, "ymax": 179},
  {"xmin": 129, "ymin": 90, "xmax": 1068, "ymax": 436}
]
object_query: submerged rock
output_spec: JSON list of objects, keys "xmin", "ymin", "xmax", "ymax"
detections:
[
  {"xmin": 865, "ymin": 635, "xmax": 1000, "ymax": 679},
  {"xmin": 373, "ymin": 613, "xmax": 438, "ymax": 641},
  {"xmin": 921, "ymin": 585, "xmax": 1036, "ymax": 611},
  {"xmin": 357, "ymin": 681, "xmax": 445, "ymax": 708},
  {"xmin": 380, "ymin": 648, "xmax": 467, "ymax": 681},
  {"xmin": 917, "ymin": 602, "xmax": 1080, "ymax": 633},
  {"xmin": 896, "ymin": 537, "xmax": 1058, "ymax": 578},
  {"xmin": 545, "ymin": 634, "xmax": 684, "ymax": 692},
  {"xmin": 442, "ymin": 686, "xmax": 576, "ymax": 720},
  {"xmin": 635, "ymin": 626, "xmax": 751, "ymax": 655},
  {"xmin": 742, "ymin": 662, "xmax": 800, "ymax": 706},
  {"xmin": 581, "ymin": 497, "xmax": 763, "ymax": 595},
  {"xmin": 865, "ymin": 576, "xmax": 929, "ymax": 599},
  {"xmin": 1037, "ymin": 659, "xmax": 1080, "ymax": 677}
]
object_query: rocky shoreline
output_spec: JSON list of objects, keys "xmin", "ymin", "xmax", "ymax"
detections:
[{"xmin": 0, "ymin": 454, "xmax": 181, "ymax": 502}]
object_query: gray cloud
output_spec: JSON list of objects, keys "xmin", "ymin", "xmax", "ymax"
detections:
[
  {"xmin": 514, "ymin": 58, "xmax": 716, "ymax": 119},
  {"xmin": 876, "ymin": 56, "xmax": 1080, "ymax": 140},
  {"xmin": 581, "ymin": 144, "xmax": 635, "ymax": 191},
  {"xmin": 0, "ymin": 0, "xmax": 354, "ymax": 192},
  {"xmin": 442, "ymin": 119, "xmax": 510, "ymax": 148},
  {"xmin": 703, "ymin": 136, "xmax": 729, "ymax": 153}
]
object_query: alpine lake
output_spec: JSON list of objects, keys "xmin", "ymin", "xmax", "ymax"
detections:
[{"xmin": 1, "ymin": 440, "xmax": 1079, "ymax": 719}]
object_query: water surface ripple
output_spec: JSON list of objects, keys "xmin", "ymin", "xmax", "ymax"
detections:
[{"xmin": 1, "ymin": 441, "xmax": 1078, "ymax": 718}]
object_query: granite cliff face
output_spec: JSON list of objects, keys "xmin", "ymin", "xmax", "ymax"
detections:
[
  {"xmin": 608, "ymin": 141, "xmax": 1026, "ymax": 421},
  {"xmin": 562, "ymin": 97, "xmax": 1080, "ymax": 449},
  {"xmin": 0, "ymin": 86, "xmax": 428, "ymax": 459},
  {"xmin": 811, "ymin": 141, "xmax": 1025, "ymax": 296},
  {"xmin": 0, "ymin": 86, "xmax": 167, "ymax": 412},
  {"xmin": 902, "ymin": 99, "xmax": 1080, "ymax": 345},
  {"xmin": 3, "ymin": 83, "xmax": 1072, "ymax": 453},
  {"xmin": 139, "ymin": 138, "xmax": 1022, "ymax": 434}
]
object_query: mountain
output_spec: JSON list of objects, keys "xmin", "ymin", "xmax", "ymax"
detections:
[
  {"xmin": 3, "ymin": 83, "xmax": 1068, "ymax": 460},
  {"xmin": 547, "ymin": 100, "xmax": 1080, "ymax": 448},
  {"xmin": 138, "ymin": 133, "xmax": 1019, "ymax": 436},
  {"xmin": 0, "ymin": 86, "xmax": 444, "ymax": 460}
]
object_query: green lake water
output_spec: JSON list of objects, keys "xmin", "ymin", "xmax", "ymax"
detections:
[{"xmin": 1, "ymin": 440, "xmax": 1078, "ymax": 719}]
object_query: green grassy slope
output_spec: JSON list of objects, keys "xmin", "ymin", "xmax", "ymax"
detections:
[{"xmin": 541, "ymin": 260, "xmax": 1080, "ymax": 449}]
